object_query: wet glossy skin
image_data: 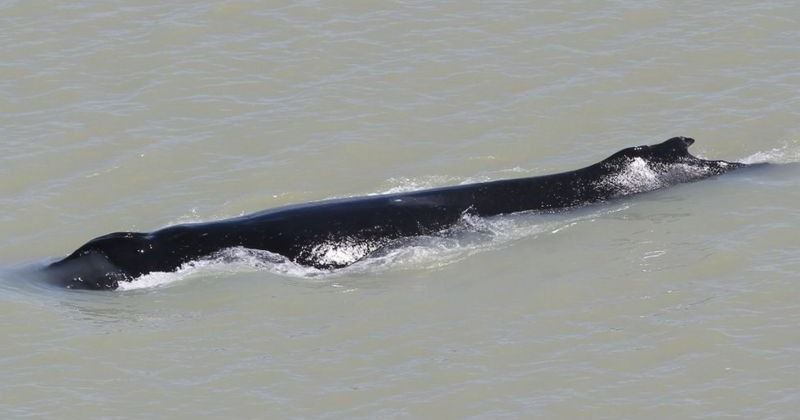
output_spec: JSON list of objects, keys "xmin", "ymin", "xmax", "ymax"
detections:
[{"xmin": 45, "ymin": 137, "xmax": 747, "ymax": 290}]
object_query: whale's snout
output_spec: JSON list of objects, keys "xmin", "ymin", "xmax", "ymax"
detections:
[{"xmin": 44, "ymin": 252, "xmax": 127, "ymax": 290}]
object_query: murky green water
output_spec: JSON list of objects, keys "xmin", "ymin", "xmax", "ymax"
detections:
[{"xmin": 2, "ymin": 1, "xmax": 800, "ymax": 418}]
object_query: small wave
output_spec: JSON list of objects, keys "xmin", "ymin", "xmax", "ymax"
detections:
[
  {"xmin": 371, "ymin": 171, "xmax": 528, "ymax": 196},
  {"xmin": 740, "ymin": 139, "xmax": 800, "ymax": 165},
  {"xmin": 116, "ymin": 248, "xmax": 325, "ymax": 290},
  {"xmin": 370, "ymin": 175, "xmax": 470, "ymax": 195}
]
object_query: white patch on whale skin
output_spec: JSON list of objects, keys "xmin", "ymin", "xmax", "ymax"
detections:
[
  {"xmin": 305, "ymin": 237, "xmax": 385, "ymax": 268},
  {"xmin": 597, "ymin": 157, "xmax": 717, "ymax": 197},
  {"xmin": 609, "ymin": 157, "xmax": 665, "ymax": 194}
]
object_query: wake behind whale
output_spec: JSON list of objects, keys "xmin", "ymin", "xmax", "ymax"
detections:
[{"xmin": 44, "ymin": 137, "xmax": 754, "ymax": 290}]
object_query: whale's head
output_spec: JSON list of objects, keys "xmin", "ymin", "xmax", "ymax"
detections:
[{"xmin": 45, "ymin": 232, "xmax": 158, "ymax": 290}]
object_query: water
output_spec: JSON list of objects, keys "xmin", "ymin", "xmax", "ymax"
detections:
[{"xmin": 2, "ymin": 1, "xmax": 800, "ymax": 417}]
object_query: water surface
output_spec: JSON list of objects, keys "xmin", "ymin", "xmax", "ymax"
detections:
[{"xmin": 2, "ymin": 1, "xmax": 800, "ymax": 418}]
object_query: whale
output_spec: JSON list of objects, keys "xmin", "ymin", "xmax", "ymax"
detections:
[{"xmin": 45, "ymin": 137, "xmax": 749, "ymax": 290}]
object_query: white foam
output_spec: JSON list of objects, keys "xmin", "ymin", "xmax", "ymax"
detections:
[
  {"xmin": 740, "ymin": 139, "xmax": 800, "ymax": 164},
  {"xmin": 116, "ymin": 270, "xmax": 188, "ymax": 290},
  {"xmin": 370, "ymin": 172, "xmax": 513, "ymax": 196},
  {"xmin": 116, "ymin": 248, "xmax": 326, "ymax": 290},
  {"xmin": 305, "ymin": 237, "xmax": 382, "ymax": 267},
  {"xmin": 370, "ymin": 175, "xmax": 465, "ymax": 195}
]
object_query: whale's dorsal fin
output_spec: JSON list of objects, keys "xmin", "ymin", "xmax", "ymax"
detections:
[
  {"xmin": 604, "ymin": 137, "xmax": 696, "ymax": 164},
  {"xmin": 650, "ymin": 136, "xmax": 695, "ymax": 158}
]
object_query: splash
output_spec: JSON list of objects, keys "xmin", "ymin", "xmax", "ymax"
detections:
[
  {"xmin": 303, "ymin": 236, "xmax": 385, "ymax": 267},
  {"xmin": 371, "ymin": 174, "xmax": 492, "ymax": 195},
  {"xmin": 740, "ymin": 139, "xmax": 800, "ymax": 165},
  {"xmin": 117, "ymin": 248, "xmax": 325, "ymax": 290}
]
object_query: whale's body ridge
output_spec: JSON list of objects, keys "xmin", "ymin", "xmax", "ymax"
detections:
[{"xmin": 45, "ymin": 137, "xmax": 748, "ymax": 290}]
